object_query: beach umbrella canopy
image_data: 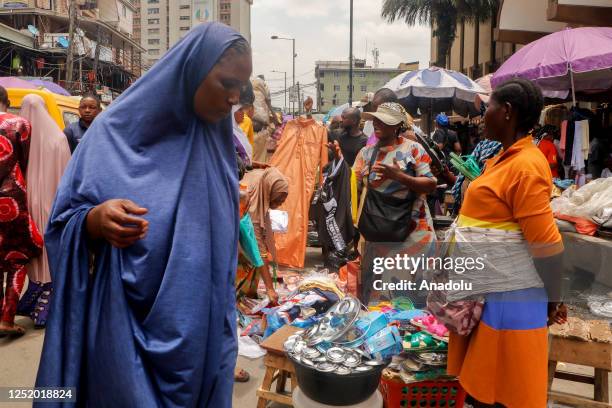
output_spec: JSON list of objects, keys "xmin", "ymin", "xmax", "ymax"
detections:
[
  {"xmin": 0, "ymin": 77, "xmax": 38, "ymax": 89},
  {"xmin": 491, "ymin": 27, "xmax": 612, "ymax": 102},
  {"xmin": 474, "ymin": 74, "xmax": 493, "ymax": 109},
  {"xmin": 28, "ymin": 79, "xmax": 71, "ymax": 96},
  {"xmin": 384, "ymin": 67, "xmax": 486, "ymax": 118}
]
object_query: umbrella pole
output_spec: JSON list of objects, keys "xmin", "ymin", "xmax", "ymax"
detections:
[{"xmin": 570, "ymin": 66, "xmax": 577, "ymax": 107}]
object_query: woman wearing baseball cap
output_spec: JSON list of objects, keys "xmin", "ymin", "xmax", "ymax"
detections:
[{"xmin": 351, "ymin": 102, "xmax": 437, "ymax": 303}]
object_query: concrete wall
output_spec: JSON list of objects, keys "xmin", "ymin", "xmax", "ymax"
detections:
[
  {"xmin": 449, "ymin": 24, "xmax": 461, "ymax": 70},
  {"xmin": 479, "ymin": 20, "xmax": 491, "ymax": 66},
  {"xmin": 498, "ymin": 0, "xmax": 566, "ymax": 33},
  {"xmin": 558, "ymin": 0, "xmax": 610, "ymax": 5},
  {"xmin": 115, "ymin": 0, "xmax": 134, "ymax": 36},
  {"xmin": 168, "ymin": 0, "xmax": 192, "ymax": 45},
  {"xmin": 140, "ymin": 0, "xmax": 168, "ymax": 65}
]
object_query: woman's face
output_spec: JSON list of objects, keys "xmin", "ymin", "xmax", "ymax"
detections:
[
  {"xmin": 484, "ymin": 96, "xmax": 509, "ymax": 142},
  {"xmin": 269, "ymin": 192, "xmax": 288, "ymax": 209},
  {"xmin": 234, "ymin": 108, "xmax": 245, "ymax": 124},
  {"xmin": 194, "ymin": 49, "xmax": 252, "ymax": 123},
  {"xmin": 373, "ymin": 117, "xmax": 399, "ymax": 141}
]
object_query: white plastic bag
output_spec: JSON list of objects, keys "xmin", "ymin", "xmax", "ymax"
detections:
[
  {"xmin": 269, "ymin": 209, "xmax": 288, "ymax": 233},
  {"xmin": 237, "ymin": 328, "xmax": 267, "ymax": 359},
  {"xmin": 551, "ymin": 177, "xmax": 612, "ymax": 218}
]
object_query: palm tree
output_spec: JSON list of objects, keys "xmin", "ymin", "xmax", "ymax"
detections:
[{"xmin": 381, "ymin": 0, "xmax": 499, "ymax": 69}]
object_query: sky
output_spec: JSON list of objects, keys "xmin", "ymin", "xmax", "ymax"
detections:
[{"xmin": 250, "ymin": 0, "xmax": 432, "ymax": 110}]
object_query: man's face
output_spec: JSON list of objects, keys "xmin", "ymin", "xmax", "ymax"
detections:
[
  {"xmin": 79, "ymin": 98, "xmax": 100, "ymax": 124},
  {"xmin": 341, "ymin": 111, "xmax": 354, "ymax": 129}
]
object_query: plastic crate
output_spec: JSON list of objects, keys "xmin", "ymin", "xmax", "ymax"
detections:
[{"xmin": 379, "ymin": 377, "xmax": 466, "ymax": 408}]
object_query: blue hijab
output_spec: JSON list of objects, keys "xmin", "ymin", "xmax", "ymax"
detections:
[{"xmin": 35, "ymin": 23, "xmax": 243, "ymax": 408}]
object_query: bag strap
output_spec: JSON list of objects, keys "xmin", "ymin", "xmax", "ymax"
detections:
[{"xmin": 365, "ymin": 147, "xmax": 379, "ymax": 187}]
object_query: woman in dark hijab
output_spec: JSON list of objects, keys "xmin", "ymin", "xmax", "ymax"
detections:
[{"xmin": 35, "ymin": 23, "xmax": 252, "ymax": 407}]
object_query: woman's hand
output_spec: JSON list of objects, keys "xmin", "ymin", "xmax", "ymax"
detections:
[
  {"xmin": 372, "ymin": 158, "xmax": 405, "ymax": 181},
  {"xmin": 431, "ymin": 163, "xmax": 457, "ymax": 185},
  {"xmin": 251, "ymin": 161, "xmax": 270, "ymax": 169},
  {"xmin": 328, "ymin": 141, "xmax": 342, "ymax": 160},
  {"xmin": 87, "ymin": 199, "xmax": 149, "ymax": 248},
  {"xmin": 547, "ymin": 302, "xmax": 568, "ymax": 326},
  {"xmin": 266, "ymin": 288, "xmax": 279, "ymax": 305}
]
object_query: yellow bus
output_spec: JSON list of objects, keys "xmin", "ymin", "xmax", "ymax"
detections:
[{"xmin": 6, "ymin": 89, "xmax": 81, "ymax": 130}]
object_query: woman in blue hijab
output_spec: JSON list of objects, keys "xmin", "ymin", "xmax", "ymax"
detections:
[{"xmin": 35, "ymin": 23, "xmax": 252, "ymax": 407}]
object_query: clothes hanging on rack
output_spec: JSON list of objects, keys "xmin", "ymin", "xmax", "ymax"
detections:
[
  {"xmin": 270, "ymin": 117, "xmax": 328, "ymax": 268},
  {"xmin": 314, "ymin": 157, "xmax": 355, "ymax": 270}
]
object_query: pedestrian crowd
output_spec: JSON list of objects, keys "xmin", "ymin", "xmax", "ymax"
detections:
[{"xmin": 1, "ymin": 21, "xmax": 607, "ymax": 408}]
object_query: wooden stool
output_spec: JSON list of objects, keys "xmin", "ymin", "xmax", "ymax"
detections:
[
  {"xmin": 256, "ymin": 325, "xmax": 300, "ymax": 408},
  {"xmin": 548, "ymin": 335, "xmax": 612, "ymax": 407}
]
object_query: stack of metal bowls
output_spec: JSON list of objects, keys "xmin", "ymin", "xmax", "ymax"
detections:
[{"xmin": 283, "ymin": 296, "xmax": 390, "ymax": 405}]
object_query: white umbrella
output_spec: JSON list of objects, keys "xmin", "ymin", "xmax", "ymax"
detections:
[{"xmin": 384, "ymin": 67, "xmax": 486, "ymax": 121}]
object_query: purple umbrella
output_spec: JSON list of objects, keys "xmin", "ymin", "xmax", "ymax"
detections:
[
  {"xmin": 491, "ymin": 27, "xmax": 612, "ymax": 103},
  {"xmin": 0, "ymin": 77, "xmax": 38, "ymax": 89},
  {"xmin": 28, "ymin": 79, "xmax": 71, "ymax": 96}
]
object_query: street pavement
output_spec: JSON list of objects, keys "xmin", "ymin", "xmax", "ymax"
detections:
[{"xmin": 0, "ymin": 246, "xmax": 609, "ymax": 407}]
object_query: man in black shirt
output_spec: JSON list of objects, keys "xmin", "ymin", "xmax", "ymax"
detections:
[
  {"xmin": 328, "ymin": 107, "xmax": 367, "ymax": 167},
  {"xmin": 431, "ymin": 113, "xmax": 461, "ymax": 158}
]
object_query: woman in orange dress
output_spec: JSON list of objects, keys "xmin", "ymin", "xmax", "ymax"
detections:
[{"xmin": 447, "ymin": 79, "xmax": 567, "ymax": 408}]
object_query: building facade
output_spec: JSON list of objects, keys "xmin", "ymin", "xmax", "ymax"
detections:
[
  {"xmin": 431, "ymin": 0, "xmax": 612, "ymax": 79},
  {"xmin": 140, "ymin": 0, "xmax": 251, "ymax": 67},
  {"xmin": 315, "ymin": 59, "xmax": 416, "ymax": 113},
  {"xmin": 0, "ymin": 0, "xmax": 145, "ymax": 94}
]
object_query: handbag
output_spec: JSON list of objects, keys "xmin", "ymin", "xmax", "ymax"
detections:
[
  {"xmin": 425, "ymin": 225, "xmax": 484, "ymax": 336},
  {"xmin": 357, "ymin": 148, "xmax": 415, "ymax": 242}
]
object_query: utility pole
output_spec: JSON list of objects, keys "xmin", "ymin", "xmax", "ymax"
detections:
[
  {"xmin": 66, "ymin": 0, "xmax": 77, "ymax": 92},
  {"xmin": 297, "ymin": 81, "xmax": 301, "ymax": 116},
  {"xmin": 93, "ymin": 26, "xmax": 101, "ymax": 89},
  {"xmin": 348, "ymin": 0, "xmax": 354, "ymax": 105}
]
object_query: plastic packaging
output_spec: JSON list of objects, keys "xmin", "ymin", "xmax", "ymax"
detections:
[{"xmin": 551, "ymin": 177, "xmax": 612, "ymax": 219}]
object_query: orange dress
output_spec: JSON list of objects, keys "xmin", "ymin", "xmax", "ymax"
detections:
[
  {"xmin": 269, "ymin": 117, "xmax": 328, "ymax": 268},
  {"xmin": 447, "ymin": 137, "xmax": 563, "ymax": 408}
]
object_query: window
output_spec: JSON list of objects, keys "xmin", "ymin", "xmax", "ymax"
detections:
[
  {"xmin": 347, "ymin": 85, "xmax": 354, "ymax": 91},
  {"xmin": 147, "ymin": 0, "xmax": 159, "ymax": 3},
  {"xmin": 319, "ymin": 71, "xmax": 324, "ymax": 78},
  {"xmin": 332, "ymin": 99, "xmax": 337, "ymax": 105},
  {"xmin": 148, "ymin": 49, "xmax": 160, "ymax": 55},
  {"xmin": 122, "ymin": 4, "xmax": 126, "ymax": 16},
  {"xmin": 334, "ymin": 71, "xmax": 340, "ymax": 77},
  {"xmin": 179, "ymin": 4, "xmax": 189, "ymax": 9},
  {"xmin": 333, "ymin": 85, "xmax": 340, "ymax": 91},
  {"xmin": 355, "ymin": 72, "xmax": 365, "ymax": 78},
  {"xmin": 148, "ymin": 28, "xmax": 159, "ymax": 34},
  {"xmin": 221, "ymin": 13, "xmax": 230, "ymax": 22},
  {"xmin": 148, "ymin": 18, "xmax": 159, "ymax": 24},
  {"xmin": 220, "ymin": 3, "xmax": 230, "ymax": 10},
  {"xmin": 180, "ymin": 27, "xmax": 189, "ymax": 31},
  {"xmin": 360, "ymin": 85, "xmax": 367, "ymax": 92},
  {"xmin": 134, "ymin": 18, "xmax": 140, "ymax": 24},
  {"xmin": 179, "ymin": 16, "xmax": 190, "ymax": 20},
  {"xmin": 147, "ymin": 8, "xmax": 159, "ymax": 14},
  {"xmin": 148, "ymin": 39, "xmax": 160, "ymax": 45},
  {"xmin": 319, "ymin": 83, "xmax": 324, "ymax": 91}
]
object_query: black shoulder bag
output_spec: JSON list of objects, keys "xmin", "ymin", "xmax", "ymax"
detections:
[{"xmin": 357, "ymin": 148, "xmax": 416, "ymax": 242}]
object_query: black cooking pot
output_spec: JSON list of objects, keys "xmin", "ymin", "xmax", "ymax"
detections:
[{"xmin": 289, "ymin": 354, "xmax": 387, "ymax": 406}]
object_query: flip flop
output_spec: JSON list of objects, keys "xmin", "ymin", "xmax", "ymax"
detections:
[
  {"xmin": 234, "ymin": 368, "xmax": 250, "ymax": 383},
  {"xmin": 403, "ymin": 331, "xmax": 436, "ymax": 349}
]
